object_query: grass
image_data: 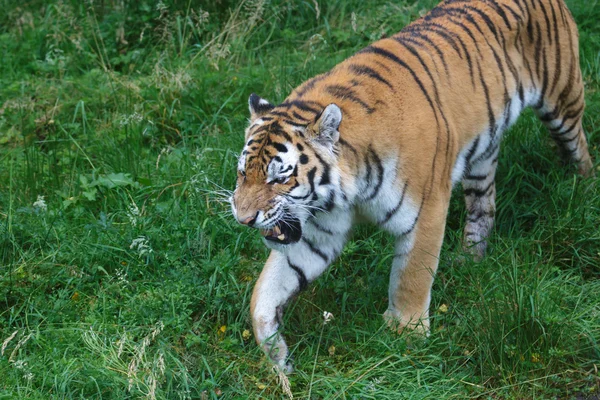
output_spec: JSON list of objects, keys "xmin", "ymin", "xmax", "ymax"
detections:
[{"xmin": 0, "ymin": 0, "xmax": 599, "ymax": 398}]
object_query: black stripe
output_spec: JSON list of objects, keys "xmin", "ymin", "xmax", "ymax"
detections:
[
  {"xmin": 548, "ymin": 0, "xmax": 561, "ymax": 97},
  {"xmin": 520, "ymin": 31, "xmax": 536, "ymax": 91},
  {"xmin": 268, "ymin": 123, "xmax": 293, "ymax": 142},
  {"xmin": 366, "ymin": 145, "xmax": 384, "ymax": 200},
  {"xmin": 270, "ymin": 110, "xmax": 290, "ymax": 119},
  {"xmin": 284, "ymin": 119, "xmax": 308, "ymax": 128},
  {"xmin": 253, "ymin": 125, "xmax": 269, "ymax": 134},
  {"xmin": 348, "ymin": 64, "xmax": 394, "ymax": 90},
  {"xmin": 533, "ymin": 21, "xmax": 543, "ymax": 79},
  {"xmin": 448, "ymin": 12, "xmax": 486, "ymax": 87},
  {"xmin": 324, "ymin": 191, "xmax": 336, "ymax": 212},
  {"xmin": 287, "ymin": 180, "xmax": 299, "ymax": 191},
  {"xmin": 338, "ymin": 137, "xmax": 358, "ymax": 155},
  {"xmin": 307, "ymin": 167, "xmax": 317, "ymax": 194},
  {"xmin": 557, "ymin": 0, "xmax": 569, "ymax": 24},
  {"xmin": 392, "ymin": 36, "xmax": 450, "ymax": 105},
  {"xmin": 288, "ymin": 259, "xmax": 308, "ymax": 291},
  {"xmin": 465, "ymin": 173, "xmax": 489, "ymax": 181},
  {"xmin": 380, "ymin": 182, "xmax": 408, "ymax": 224},
  {"xmin": 397, "ymin": 198, "xmax": 424, "ymax": 236},
  {"xmin": 325, "ymin": 84, "xmax": 375, "ymax": 114},
  {"xmin": 536, "ymin": 47, "xmax": 550, "ymax": 109},
  {"xmin": 292, "ymin": 111, "xmax": 310, "ymax": 122},
  {"xmin": 465, "ymin": 136, "xmax": 480, "ymax": 167},
  {"xmin": 280, "ymin": 99, "xmax": 323, "ymax": 114},
  {"xmin": 550, "ymin": 119, "xmax": 577, "ymax": 136},
  {"xmin": 313, "ymin": 152, "xmax": 331, "ymax": 186},
  {"xmin": 487, "ymin": 0, "xmax": 512, "ymax": 29},
  {"xmin": 287, "ymin": 191, "xmax": 313, "ymax": 201},
  {"xmin": 364, "ymin": 150, "xmax": 372, "ymax": 191},
  {"xmin": 359, "ymin": 46, "xmax": 438, "ymax": 126},
  {"xmin": 302, "ymin": 238, "xmax": 329, "ymax": 263},
  {"xmin": 563, "ymin": 94, "xmax": 584, "ymax": 116},
  {"xmin": 308, "ymin": 219, "xmax": 335, "ymax": 235},
  {"xmin": 537, "ymin": 0, "xmax": 553, "ymax": 44},
  {"xmin": 553, "ymin": 133, "xmax": 579, "ymax": 144},
  {"xmin": 295, "ymin": 73, "xmax": 329, "ymax": 97},
  {"xmin": 464, "ymin": 180, "xmax": 494, "ymax": 197},
  {"xmin": 400, "ymin": 34, "xmax": 450, "ymax": 77},
  {"xmin": 551, "ymin": 102, "xmax": 584, "ymax": 133},
  {"xmin": 463, "ymin": 5, "xmax": 500, "ymax": 42},
  {"xmin": 338, "ymin": 137, "xmax": 360, "ymax": 175},
  {"xmin": 496, "ymin": 31, "xmax": 516, "ymax": 88},
  {"xmin": 474, "ymin": 141, "xmax": 500, "ymax": 165},
  {"xmin": 518, "ymin": 83, "xmax": 524, "ymax": 105},
  {"xmin": 467, "ymin": 210, "xmax": 494, "ymax": 223},
  {"xmin": 564, "ymin": 102, "xmax": 585, "ymax": 119},
  {"xmin": 501, "ymin": 2, "xmax": 523, "ymax": 22},
  {"xmin": 406, "ymin": 23, "xmax": 463, "ymax": 58},
  {"xmin": 526, "ymin": 14, "xmax": 534, "ymax": 42},
  {"xmin": 477, "ymin": 62, "xmax": 496, "ymax": 139},
  {"xmin": 273, "ymin": 142, "xmax": 288, "ymax": 153}
]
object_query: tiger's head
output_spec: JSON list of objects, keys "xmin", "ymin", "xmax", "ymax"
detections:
[{"xmin": 231, "ymin": 93, "xmax": 342, "ymax": 247}]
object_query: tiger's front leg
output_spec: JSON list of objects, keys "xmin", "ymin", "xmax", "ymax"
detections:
[
  {"xmin": 384, "ymin": 194, "xmax": 450, "ymax": 334},
  {"xmin": 250, "ymin": 222, "xmax": 348, "ymax": 372}
]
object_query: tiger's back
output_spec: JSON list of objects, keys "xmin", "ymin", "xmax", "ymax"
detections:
[{"xmin": 231, "ymin": 0, "xmax": 594, "ymax": 372}]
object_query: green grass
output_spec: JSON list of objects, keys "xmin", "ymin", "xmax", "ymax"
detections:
[{"xmin": 0, "ymin": 0, "xmax": 599, "ymax": 398}]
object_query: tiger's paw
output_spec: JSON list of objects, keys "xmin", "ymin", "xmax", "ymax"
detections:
[
  {"xmin": 273, "ymin": 359, "xmax": 294, "ymax": 375},
  {"xmin": 462, "ymin": 238, "xmax": 488, "ymax": 262},
  {"xmin": 383, "ymin": 308, "xmax": 430, "ymax": 337},
  {"xmin": 577, "ymin": 158, "xmax": 595, "ymax": 178},
  {"xmin": 261, "ymin": 335, "xmax": 294, "ymax": 374}
]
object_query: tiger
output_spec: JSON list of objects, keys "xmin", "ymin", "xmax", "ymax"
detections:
[{"xmin": 230, "ymin": 0, "xmax": 594, "ymax": 372}]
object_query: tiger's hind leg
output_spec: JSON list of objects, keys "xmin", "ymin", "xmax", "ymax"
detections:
[
  {"xmin": 461, "ymin": 148, "xmax": 499, "ymax": 260},
  {"xmin": 534, "ymin": 28, "xmax": 594, "ymax": 177},
  {"xmin": 537, "ymin": 91, "xmax": 594, "ymax": 177}
]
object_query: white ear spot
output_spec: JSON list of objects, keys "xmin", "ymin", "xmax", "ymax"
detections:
[{"xmin": 248, "ymin": 93, "xmax": 274, "ymax": 121}]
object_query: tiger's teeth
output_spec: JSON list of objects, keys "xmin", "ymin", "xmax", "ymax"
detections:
[
  {"xmin": 277, "ymin": 234, "xmax": 285, "ymax": 241},
  {"xmin": 274, "ymin": 226, "xmax": 281, "ymax": 235}
]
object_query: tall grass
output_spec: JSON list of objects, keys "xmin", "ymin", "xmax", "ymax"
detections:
[{"xmin": 0, "ymin": 0, "xmax": 599, "ymax": 398}]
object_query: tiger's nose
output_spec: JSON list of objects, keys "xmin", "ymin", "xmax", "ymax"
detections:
[{"xmin": 238, "ymin": 211, "xmax": 259, "ymax": 226}]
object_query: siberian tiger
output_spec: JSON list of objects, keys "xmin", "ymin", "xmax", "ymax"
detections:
[{"xmin": 231, "ymin": 0, "xmax": 594, "ymax": 372}]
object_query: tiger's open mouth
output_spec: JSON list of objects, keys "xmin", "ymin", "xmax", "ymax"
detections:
[{"xmin": 260, "ymin": 216, "xmax": 302, "ymax": 245}]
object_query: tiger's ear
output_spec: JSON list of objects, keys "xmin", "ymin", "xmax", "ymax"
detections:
[
  {"xmin": 312, "ymin": 104, "xmax": 342, "ymax": 147},
  {"xmin": 248, "ymin": 93, "xmax": 274, "ymax": 121}
]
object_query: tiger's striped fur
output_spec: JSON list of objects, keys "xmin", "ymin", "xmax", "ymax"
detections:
[{"xmin": 231, "ymin": 0, "xmax": 594, "ymax": 372}]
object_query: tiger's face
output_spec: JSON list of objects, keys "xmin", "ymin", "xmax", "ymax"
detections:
[{"xmin": 231, "ymin": 94, "xmax": 342, "ymax": 247}]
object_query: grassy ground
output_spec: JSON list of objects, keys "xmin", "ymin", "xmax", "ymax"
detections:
[{"xmin": 0, "ymin": 0, "xmax": 599, "ymax": 398}]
